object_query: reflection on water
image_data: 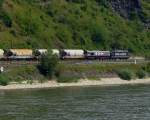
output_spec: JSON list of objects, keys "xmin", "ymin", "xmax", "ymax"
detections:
[{"xmin": 0, "ymin": 85, "xmax": 150, "ymax": 120}]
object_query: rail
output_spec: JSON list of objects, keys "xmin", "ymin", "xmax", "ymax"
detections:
[
  {"xmin": 0, "ymin": 59, "xmax": 149, "ymax": 67},
  {"xmin": 0, "ymin": 60, "xmax": 39, "ymax": 66},
  {"xmin": 60, "ymin": 59, "xmax": 150, "ymax": 65}
]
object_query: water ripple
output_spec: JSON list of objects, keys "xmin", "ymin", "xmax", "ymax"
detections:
[{"xmin": 0, "ymin": 85, "xmax": 150, "ymax": 120}]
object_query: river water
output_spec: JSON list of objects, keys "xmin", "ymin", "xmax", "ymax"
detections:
[{"xmin": 0, "ymin": 85, "xmax": 150, "ymax": 120}]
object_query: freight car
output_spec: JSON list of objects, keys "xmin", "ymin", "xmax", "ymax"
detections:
[
  {"xmin": 4, "ymin": 49, "xmax": 34, "ymax": 60},
  {"xmin": 60, "ymin": 49, "xmax": 85, "ymax": 59},
  {"xmin": 34, "ymin": 49, "xmax": 60, "ymax": 58},
  {"xmin": 110, "ymin": 50, "xmax": 130, "ymax": 59},
  {"xmin": 34, "ymin": 49, "xmax": 47, "ymax": 56},
  {"xmin": 84, "ymin": 50, "xmax": 111, "ymax": 59},
  {"xmin": 0, "ymin": 49, "xmax": 4, "ymax": 59},
  {"xmin": 52, "ymin": 49, "xmax": 60, "ymax": 57}
]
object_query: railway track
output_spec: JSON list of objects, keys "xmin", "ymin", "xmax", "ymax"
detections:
[
  {"xmin": 60, "ymin": 59, "xmax": 150, "ymax": 65},
  {"xmin": 0, "ymin": 59, "xmax": 149, "ymax": 67},
  {"xmin": 0, "ymin": 60, "xmax": 39, "ymax": 67}
]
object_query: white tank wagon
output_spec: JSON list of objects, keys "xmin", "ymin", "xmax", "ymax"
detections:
[
  {"xmin": 52, "ymin": 49, "xmax": 60, "ymax": 57},
  {"xmin": 0, "ymin": 49, "xmax": 4, "ymax": 59},
  {"xmin": 4, "ymin": 49, "xmax": 33, "ymax": 60},
  {"xmin": 34, "ymin": 49, "xmax": 59, "ymax": 57},
  {"xmin": 60, "ymin": 49, "xmax": 85, "ymax": 59},
  {"xmin": 34, "ymin": 49, "xmax": 48, "ymax": 57}
]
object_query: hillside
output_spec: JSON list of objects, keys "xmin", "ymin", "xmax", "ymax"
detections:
[{"xmin": 0, "ymin": 0, "xmax": 149, "ymax": 56}]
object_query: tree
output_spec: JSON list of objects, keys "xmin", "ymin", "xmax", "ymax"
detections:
[{"xmin": 38, "ymin": 50, "xmax": 59, "ymax": 79}]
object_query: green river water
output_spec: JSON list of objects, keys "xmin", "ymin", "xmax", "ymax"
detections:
[{"xmin": 0, "ymin": 85, "xmax": 150, "ymax": 120}]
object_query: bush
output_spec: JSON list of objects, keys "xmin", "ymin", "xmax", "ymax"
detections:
[
  {"xmin": 0, "ymin": 74, "xmax": 9, "ymax": 86},
  {"xmin": 136, "ymin": 70, "xmax": 146, "ymax": 79},
  {"xmin": 117, "ymin": 69, "xmax": 134, "ymax": 80},
  {"xmin": 144, "ymin": 63, "xmax": 150, "ymax": 75},
  {"xmin": 0, "ymin": 11, "xmax": 12, "ymax": 27},
  {"xmin": 0, "ymin": 0, "xmax": 4, "ymax": 8},
  {"xmin": 38, "ymin": 50, "xmax": 59, "ymax": 79}
]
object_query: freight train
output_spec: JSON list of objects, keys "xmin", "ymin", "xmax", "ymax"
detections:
[
  {"xmin": 61, "ymin": 49, "xmax": 129, "ymax": 60},
  {"xmin": 0, "ymin": 49, "xmax": 130, "ymax": 61}
]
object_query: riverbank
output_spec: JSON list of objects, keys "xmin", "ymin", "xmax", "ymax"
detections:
[{"xmin": 0, "ymin": 78, "xmax": 150, "ymax": 90}]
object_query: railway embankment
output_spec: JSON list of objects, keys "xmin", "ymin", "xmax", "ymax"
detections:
[
  {"xmin": 0, "ymin": 61, "xmax": 149, "ymax": 88},
  {"xmin": 56, "ymin": 62, "xmax": 150, "ymax": 82}
]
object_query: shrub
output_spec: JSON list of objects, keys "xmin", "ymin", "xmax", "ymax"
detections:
[
  {"xmin": 0, "ymin": 11, "xmax": 12, "ymax": 27},
  {"xmin": 0, "ymin": 74, "xmax": 9, "ymax": 86},
  {"xmin": 144, "ymin": 63, "xmax": 150, "ymax": 75},
  {"xmin": 0, "ymin": 0, "xmax": 4, "ymax": 8},
  {"xmin": 136, "ymin": 70, "xmax": 146, "ymax": 79},
  {"xmin": 55, "ymin": 69, "xmax": 61, "ymax": 78},
  {"xmin": 38, "ymin": 50, "xmax": 59, "ymax": 79},
  {"xmin": 117, "ymin": 69, "xmax": 134, "ymax": 80}
]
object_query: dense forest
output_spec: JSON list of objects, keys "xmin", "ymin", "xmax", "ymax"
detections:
[{"xmin": 0, "ymin": 0, "xmax": 149, "ymax": 56}]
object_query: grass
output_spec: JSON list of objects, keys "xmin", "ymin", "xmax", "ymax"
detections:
[
  {"xmin": 5, "ymin": 65, "xmax": 46, "ymax": 83},
  {"xmin": 0, "ymin": 62, "xmax": 149, "ymax": 85},
  {"xmin": 57, "ymin": 76, "xmax": 80, "ymax": 83},
  {"xmin": 57, "ymin": 63, "xmax": 150, "ymax": 81},
  {"xmin": 86, "ymin": 76, "xmax": 101, "ymax": 81},
  {"xmin": 0, "ymin": 0, "xmax": 149, "ymax": 56},
  {"xmin": 58, "ymin": 63, "xmax": 145, "ymax": 73}
]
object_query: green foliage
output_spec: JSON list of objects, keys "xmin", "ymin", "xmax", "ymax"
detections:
[
  {"xmin": 142, "ymin": 63, "xmax": 150, "ymax": 76},
  {"xmin": 0, "ymin": 0, "xmax": 4, "ymax": 8},
  {"xmin": 0, "ymin": 11, "xmax": 12, "ymax": 27},
  {"xmin": 0, "ymin": 74, "xmax": 9, "ymax": 86},
  {"xmin": 39, "ymin": 50, "xmax": 59, "ymax": 79},
  {"xmin": 0, "ymin": 0, "xmax": 149, "ymax": 55},
  {"xmin": 117, "ymin": 69, "xmax": 134, "ymax": 80},
  {"xmin": 136, "ymin": 70, "xmax": 147, "ymax": 79}
]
